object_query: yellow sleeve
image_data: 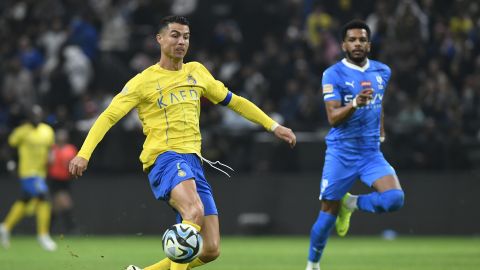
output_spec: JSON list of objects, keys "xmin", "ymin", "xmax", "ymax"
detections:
[
  {"xmin": 227, "ymin": 93, "xmax": 277, "ymax": 132},
  {"xmin": 194, "ymin": 62, "xmax": 230, "ymax": 104},
  {"xmin": 193, "ymin": 62, "xmax": 277, "ymax": 131},
  {"xmin": 77, "ymin": 76, "xmax": 143, "ymax": 160},
  {"xmin": 8, "ymin": 125, "xmax": 27, "ymax": 147}
]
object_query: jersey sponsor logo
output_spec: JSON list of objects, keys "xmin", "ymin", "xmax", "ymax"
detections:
[
  {"xmin": 323, "ymin": 84, "xmax": 333, "ymax": 94},
  {"xmin": 344, "ymin": 93, "xmax": 384, "ymax": 106},
  {"xmin": 157, "ymin": 89, "xmax": 200, "ymax": 109},
  {"xmin": 345, "ymin": 81, "xmax": 355, "ymax": 88}
]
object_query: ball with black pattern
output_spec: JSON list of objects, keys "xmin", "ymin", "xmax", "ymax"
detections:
[{"xmin": 162, "ymin": 223, "xmax": 203, "ymax": 263}]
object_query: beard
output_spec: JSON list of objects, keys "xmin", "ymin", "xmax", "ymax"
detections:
[{"xmin": 346, "ymin": 50, "xmax": 368, "ymax": 65}]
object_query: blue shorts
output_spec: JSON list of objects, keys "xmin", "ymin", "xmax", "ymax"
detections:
[
  {"xmin": 147, "ymin": 151, "xmax": 218, "ymax": 216},
  {"xmin": 21, "ymin": 177, "xmax": 49, "ymax": 197},
  {"xmin": 320, "ymin": 143, "xmax": 396, "ymax": 201}
]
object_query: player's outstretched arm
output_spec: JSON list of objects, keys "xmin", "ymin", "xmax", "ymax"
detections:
[
  {"xmin": 273, "ymin": 125, "xmax": 296, "ymax": 148},
  {"xmin": 69, "ymin": 156, "xmax": 89, "ymax": 178},
  {"xmin": 225, "ymin": 94, "xmax": 296, "ymax": 148}
]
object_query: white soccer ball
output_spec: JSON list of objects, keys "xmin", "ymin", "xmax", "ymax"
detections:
[{"xmin": 162, "ymin": 223, "xmax": 203, "ymax": 263}]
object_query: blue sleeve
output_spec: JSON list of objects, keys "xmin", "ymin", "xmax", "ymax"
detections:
[
  {"xmin": 381, "ymin": 64, "xmax": 391, "ymax": 85},
  {"xmin": 322, "ymin": 68, "xmax": 341, "ymax": 102}
]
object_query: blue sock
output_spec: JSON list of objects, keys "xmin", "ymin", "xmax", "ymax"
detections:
[
  {"xmin": 308, "ymin": 211, "xmax": 336, "ymax": 262},
  {"xmin": 357, "ymin": 189, "xmax": 405, "ymax": 213}
]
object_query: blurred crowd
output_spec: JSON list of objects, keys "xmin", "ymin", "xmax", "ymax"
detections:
[{"xmin": 0, "ymin": 0, "xmax": 479, "ymax": 172}]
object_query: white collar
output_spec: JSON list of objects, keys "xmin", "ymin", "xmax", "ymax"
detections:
[{"xmin": 341, "ymin": 58, "xmax": 370, "ymax": 72}]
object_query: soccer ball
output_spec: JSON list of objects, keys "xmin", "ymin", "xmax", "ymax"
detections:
[{"xmin": 162, "ymin": 223, "xmax": 203, "ymax": 263}]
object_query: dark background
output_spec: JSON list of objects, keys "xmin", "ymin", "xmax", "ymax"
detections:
[
  {"xmin": 1, "ymin": 170, "xmax": 479, "ymax": 235},
  {"xmin": 0, "ymin": 0, "xmax": 479, "ymax": 235}
]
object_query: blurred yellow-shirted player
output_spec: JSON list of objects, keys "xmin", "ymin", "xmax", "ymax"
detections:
[
  {"xmin": 0, "ymin": 105, "xmax": 57, "ymax": 251},
  {"xmin": 69, "ymin": 15, "xmax": 296, "ymax": 270}
]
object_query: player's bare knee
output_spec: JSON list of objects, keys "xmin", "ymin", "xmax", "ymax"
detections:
[
  {"xmin": 381, "ymin": 189, "xmax": 404, "ymax": 212},
  {"xmin": 320, "ymin": 200, "xmax": 341, "ymax": 215},
  {"xmin": 181, "ymin": 202, "xmax": 204, "ymax": 223},
  {"xmin": 201, "ymin": 244, "xmax": 220, "ymax": 262}
]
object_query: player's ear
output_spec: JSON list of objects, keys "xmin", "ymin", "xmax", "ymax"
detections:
[
  {"xmin": 156, "ymin": 33, "xmax": 162, "ymax": 44},
  {"xmin": 341, "ymin": 42, "xmax": 347, "ymax": 53},
  {"xmin": 366, "ymin": 41, "xmax": 371, "ymax": 53}
]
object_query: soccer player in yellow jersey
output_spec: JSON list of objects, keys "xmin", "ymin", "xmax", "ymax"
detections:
[
  {"xmin": 0, "ymin": 105, "xmax": 57, "ymax": 251},
  {"xmin": 69, "ymin": 15, "xmax": 296, "ymax": 270}
]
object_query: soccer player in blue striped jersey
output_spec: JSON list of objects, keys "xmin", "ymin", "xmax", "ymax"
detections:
[
  {"xmin": 69, "ymin": 15, "xmax": 296, "ymax": 270},
  {"xmin": 305, "ymin": 20, "xmax": 405, "ymax": 270}
]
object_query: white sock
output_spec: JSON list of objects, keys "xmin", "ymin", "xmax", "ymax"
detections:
[
  {"xmin": 306, "ymin": 261, "xmax": 320, "ymax": 270},
  {"xmin": 346, "ymin": 194, "xmax": 358, "ymax": 211}
]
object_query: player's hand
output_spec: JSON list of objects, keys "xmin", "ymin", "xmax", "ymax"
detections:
[
  {"xmin": 273, "ymin": 125, "xmax": 296, "ymax": 148},
  {"xmin": 69, "ymin": 156, "xmax": 89, "ymax": 178},
  {"xmin": 355, "ymin": 89, "xmax": 374, "ymax": 107}
]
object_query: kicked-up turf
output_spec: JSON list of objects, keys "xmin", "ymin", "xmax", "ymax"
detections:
[{"xmin": 0, "ymin": 235, "xmax": 479, "ymax": 270}]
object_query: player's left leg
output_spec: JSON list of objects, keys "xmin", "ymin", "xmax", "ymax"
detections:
[
  {"xmin": 30, "ymin": 177, "xmax": 57, "ymax": 251},
  {"xmin": 336, "ymin": 151, "xmax": 404, "ymax": 237},
  {"xmin": 36, "ymin": 195, "xmax": 57, "ymax": 251},
  {"xmin": 188, "ymin": 215, "xmax": 220, "ymax": 269},
  {"xmin": 355, "ymin": 174, "xmax": 404, "ymax": 213},
  {"xmin": 349, "ymin": 151, "xmax": 404, "ymax": 214}
]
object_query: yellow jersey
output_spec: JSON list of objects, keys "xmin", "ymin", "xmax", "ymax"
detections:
[
  {"xmin": 8, "ymin": 122, "xmax": 55, "ymax": 178},
  {"xmin": 77, "ymin": 62, "xmax": 277, "ymax": 170}
]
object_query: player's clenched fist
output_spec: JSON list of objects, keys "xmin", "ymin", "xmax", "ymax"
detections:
[{"xmin": 69, "ymin": 156, "xmax": 89, "ymax": 177}]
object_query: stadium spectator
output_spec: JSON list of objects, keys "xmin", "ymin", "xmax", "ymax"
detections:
[{"xmin": 0, "ymin": 0, "xmax": 479, "ymax": 172}]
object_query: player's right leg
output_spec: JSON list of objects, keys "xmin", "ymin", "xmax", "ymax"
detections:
[
  {"xmin": 306, "ymin": 150, "xmax": 357, "ymax": 270},
  {"xmin": 148, "ymin": 179, "xmax": 204, "ymax": 270},
  {"xmin": 0, "ymin": 199, "xmax": 26, "ymax": 248},
  {"xmin": 139, "ymin": 152, "xmax": 211, "ymax": 270},
  {"xmin": 0, "ymin": 178, "xmax": 38, "ymax": 248},
  {"xmin": 307, "ymin": 201, "xmax": 339, "ymax": 270}
]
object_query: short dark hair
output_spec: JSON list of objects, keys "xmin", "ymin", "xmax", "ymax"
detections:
[
  {"xmin": 158, "ymin": 15, "xmax": 190, "ymax": 33},
  {"xmin": 341, "ymin": 20, "xmax": 371, "ymax": 41}
]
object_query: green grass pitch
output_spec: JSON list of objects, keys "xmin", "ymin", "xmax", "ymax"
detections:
[{"xmin": 0, "ymin": 235, "xmax": 479, "ymax": 270}]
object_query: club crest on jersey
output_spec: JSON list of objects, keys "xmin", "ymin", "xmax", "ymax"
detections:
[
  {"xmin": 361, "ymin": 81, "xmax": 372, "ymax": 88},
  {"xmin": 177, "ymin": 163, "xmax": 186, "ymax": 177},
  {"xmin": 187, "ymin": 74, "xmax": 197, "ymax": 85}
]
